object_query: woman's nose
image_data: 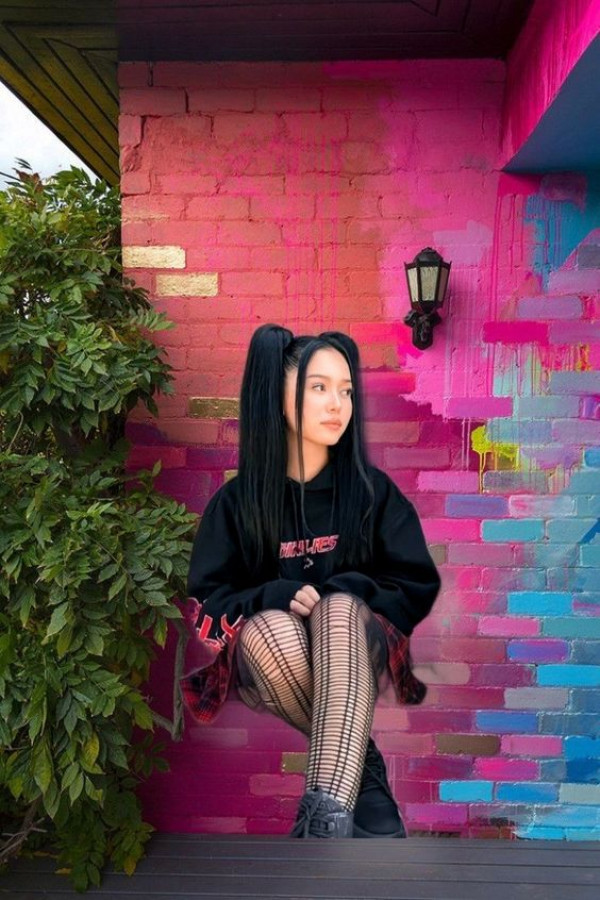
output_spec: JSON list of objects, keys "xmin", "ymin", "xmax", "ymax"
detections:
[{"xmin": 328, "ymin": 392, "xmax": 342, "ymax": 410}]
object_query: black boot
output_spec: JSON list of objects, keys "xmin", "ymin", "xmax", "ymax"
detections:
[
  {"xmin": 353, "ymin": 739, "xmax": 407, "ymax": 838},
  {"xmin": 290, "ymin": 787, "xmax": 354, "ymax": 838}
]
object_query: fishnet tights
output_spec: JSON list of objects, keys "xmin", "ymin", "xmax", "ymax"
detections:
[
  {"xmin": 237, "ymin": 607, "xmax": 312, "ymax": 733},
  {"xmin": 237, "ymin": 594, "xmax": 377, "ymax": 810}
]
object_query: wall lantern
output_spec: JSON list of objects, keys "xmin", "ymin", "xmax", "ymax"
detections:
[{"xmin": 404, "ymin": 247, "xmax": 451, "ymax": 350}]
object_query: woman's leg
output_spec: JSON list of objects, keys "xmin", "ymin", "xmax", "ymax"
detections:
[
  {"xmin": 305, "ymin": 593, "xmax": 377, "ymax": 811},
  {"xmin": 237, "ymin": 599, "xmax": 393, "ymax": 837},
  {"xmin": 236, "ymin": 609, "xmax": 312, "ymax": 734}
]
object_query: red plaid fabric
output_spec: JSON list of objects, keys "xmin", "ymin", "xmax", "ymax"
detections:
[
  {"xmin": 181, "ymin": 613, "xmax": 425, "ymax": 725},
  {"xmin": 374, "ymin": 614, "xmax": 427, "ymax": 705}
]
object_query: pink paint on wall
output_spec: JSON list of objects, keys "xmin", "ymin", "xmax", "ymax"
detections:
[{"xmin": 501, "ymin": 735, "xmax": 563, "ymax": 757}]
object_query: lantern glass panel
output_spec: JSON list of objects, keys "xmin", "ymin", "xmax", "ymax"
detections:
[
  {"xmin": 406, "ymin": 266, "xmax": 419, "ymax": 307},
  {"xmin": 437, "ymin": 265, "xmax": 450, "ymax": 305},
  {"xmin": 419, "ymin": 264, "xmax": 439, "ymax": 304}
]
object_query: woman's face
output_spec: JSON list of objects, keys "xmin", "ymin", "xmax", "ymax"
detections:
[{"xmin": 283, "ymin": 347, "xmax": 353, "ymax": 449}]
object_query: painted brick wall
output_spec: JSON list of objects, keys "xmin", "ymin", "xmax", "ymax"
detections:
[{"xmin": 119, "ymin": 59, "xmax": 600, "ymax": 838}]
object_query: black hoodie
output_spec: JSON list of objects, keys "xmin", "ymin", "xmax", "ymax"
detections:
[{"xmin": 187, "ymin": 461, "xmax": 440, "ymax": 646}]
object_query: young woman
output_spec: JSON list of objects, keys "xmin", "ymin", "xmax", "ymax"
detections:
[{"xmin": 182, "ymin": 324, "xmax": 440, "ymax": 838}]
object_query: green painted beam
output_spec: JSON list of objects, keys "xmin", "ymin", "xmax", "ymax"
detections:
[{"xmin": 0, "ymin": 2, "xmax": 118, "ymax": 184}]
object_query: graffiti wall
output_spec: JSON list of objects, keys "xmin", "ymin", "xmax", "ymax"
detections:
[{"xmin": 120, "ymin": 56, "xmax": 600, "ymax": 837}]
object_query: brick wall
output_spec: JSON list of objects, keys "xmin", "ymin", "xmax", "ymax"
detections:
[{"xmin": 120, "ymin": 60, "xmax": 600, "ymax": 838}]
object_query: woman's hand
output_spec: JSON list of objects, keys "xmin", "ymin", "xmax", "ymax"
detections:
[{"xmin": 290, "ymin": 584, "xmax": 320, "ymax": 617}]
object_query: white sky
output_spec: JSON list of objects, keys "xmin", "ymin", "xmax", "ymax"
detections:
[{"xmin": 0, "ymin": 81, "xmax": 93, "ymax": 187}]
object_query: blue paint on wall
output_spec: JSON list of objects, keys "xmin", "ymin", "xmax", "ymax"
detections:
[{"xmin": 524, "ymin": 172, "xmax": 600, "ymax": 287}]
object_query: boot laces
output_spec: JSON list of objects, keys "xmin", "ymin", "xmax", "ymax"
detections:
[{"xmin": 290, "ymin": 791, "xmax": 344, "ymax": 838}]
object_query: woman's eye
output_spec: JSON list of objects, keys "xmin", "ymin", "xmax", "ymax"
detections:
[{"xmin": 309, "ymin": 383, "xmax": 352, "ymax": 395}]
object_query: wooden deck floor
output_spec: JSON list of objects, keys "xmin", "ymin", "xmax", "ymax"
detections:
[{"xmin": 2, "ymin": 834, "xmax": 600, "ymax": 899}]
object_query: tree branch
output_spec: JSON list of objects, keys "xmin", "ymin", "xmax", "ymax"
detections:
[
  {"xmin": 149, "ymin": 621, "xmax": 189, "ymax": 741},
  {"xmin": 0, "ymin": 797, "xmax": 45, "ymax": 866}
]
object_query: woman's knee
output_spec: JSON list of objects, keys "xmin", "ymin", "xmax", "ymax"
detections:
[
  {"xmin": 310, "ymin": 592, "xmax": 374, "ymax": 640},
  {"xmin": 238, "ymin": 608, "xmax": 307, "ymax": 658},
  {"xmin": 312, "ymin": 591, "xmax": 364, "ymax": 621},
  {"xmin": 238, "ymin": 608, "xmax": 312, "ymax": 696}
]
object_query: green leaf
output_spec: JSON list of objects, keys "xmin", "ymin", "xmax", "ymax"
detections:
[
  {"xmin": 62, "ymin": 761, "xmax": 80, "ymax": 791},
  {"xmin": 33, "ymin": 735, "xmax": 54, "ymax": 794},
  {"xmin": 123, "ymin": 856, "xmax": 137, "ymax": 876},
  {"xmin": 84, "ymin": 776, "xmax": 104, "ymax": 805},
  {"xmin": 17, "ymin": 585, "xmax": 36, "ymax": 627},
  {"xmin": 45, "ymin": 602, "xmax": 69, "ymax": 639},
  {"xmin": 102, "ymin": 696, "xmax": 116, "ymax": 717},
  {"xmin": 28, "ymin": 683, "xmax": 48, "ymax": 741},
  {"xmin": 82, "ymin": 732, "xmax": 100, "ymax": 770},
  {"xmin": 108, "ymin": 572, "xmax": 128, "ymax": 600},
  {"xmin": 132, "ymin": 699, "xmax": 153, "ymax": 731},
  {"xmin": 69, "ymin": 770, "xmax": 84, "ymax": 803},
  {"xmin": 56, "ymin": 693, "xmax": 72, "ymax": 722},
  {"xmin": 153, "ymin": 619, "xmax": 167, "ymax": 648},
  {"xmin": 108, "ymin": 745, "xmax": 128, "ymax": 770},
  {"xmin": 144, "ymin": 591, "xmax": 168, "ymax": 607},
  {"xmin": 44, "ymin": 780, "xmax": 61, "ymax": 820},
  {"xmin": 56, "ymin": 625, "xmax": 74, "ymax": 658},
  {"xmin": 98, "ymin": 562, "xmax": 119, "ymax": 582},
  {"xmin": 86, "ymin": 630, "xmax": 104, "ymax": 656},
  {"xmin": 64, "ymin": 702, "xmax": 80, "ymax": 736}
]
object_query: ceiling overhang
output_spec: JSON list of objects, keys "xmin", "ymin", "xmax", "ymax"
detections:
[
  {"xmin": 506, "ymin": 35, "xmax": 600, "ymax": 174},
  {"xmin": 118, "ymin": 1, "xmax": 533, "ymax": 63}
]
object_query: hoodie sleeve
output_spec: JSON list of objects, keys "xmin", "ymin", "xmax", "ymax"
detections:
[
  {"xmin": 320, "ymin": 473, "xmax": 440, "ymax": 636},
  {"xmin": 187, "ymin": 484, "xmax": 306, "ymax": 647}
]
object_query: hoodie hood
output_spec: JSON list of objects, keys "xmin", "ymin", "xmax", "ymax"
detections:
[{"xmin": 285, "ymin": 460, "xmax": 335, "ymax": 492}]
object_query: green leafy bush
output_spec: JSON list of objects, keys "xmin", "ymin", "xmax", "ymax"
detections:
[{"xmin": 0, "ymin": 165, "xmax": 196, "ymax": 889}]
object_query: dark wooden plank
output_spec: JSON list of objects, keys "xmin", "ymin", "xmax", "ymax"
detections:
[
  {"xmin": 4, "ymin": 871, "xmax": 600, "ymax": 900},
  {"xmin": 143, "ymin": 835, "xmax": 600, "ymax": 866},
  {"xmin": 7, "ymin": 856, "xmax": 600, "ymax": 884},
  {"xmin": 153, "ymin": 834, "xmax": 600, "ymax": 849},
  {"xmin": 47, "ymin": 860, "xmax": 600, "ymax": 884},
  {"xmin": 13, "ymin": 848, "xmax": 600, "ymax": 871},
  {"xmin": 4, "ymin": 859, "xmax": 600, "ymax": 895},
  {"xmin": 4, "ymin": 895, "xmax": 600, "ymax": 900},
  {"xmin": 14, "ymin": 837, "xmax": 600, "ymax": 869}
]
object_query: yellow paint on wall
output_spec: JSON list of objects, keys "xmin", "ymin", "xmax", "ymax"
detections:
[
  {"xmin": 123, "ymin": 245, "xmax": 186, "ymax": 269},
  {"xmin": 576, "ymin": 345, "xmax": 591, "ymax": 372},
  {"xmin": 281, "ymin": 752, "xmax": 307, "ymax": 774},
  {"xmin": 156, "ymin": 273, "xmax": 218, "ymax": 297},
  {"xmin": 429, "ymin": 544, "xmax": 447, "ymax": 566},
  {"xmin": 471, "ymin": 425, "xmax": 519, "ymax": 492},
  {"xmin": 188, "ymin": 397, "xmax": 239, "ymax": 418}
]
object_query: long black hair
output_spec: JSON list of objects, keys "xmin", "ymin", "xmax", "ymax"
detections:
[{"xmin": 237, "ymin": 323, "xmax": 374, "ymax": 577}]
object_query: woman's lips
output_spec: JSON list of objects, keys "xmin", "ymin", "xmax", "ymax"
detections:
[{"xmin": 322, "ymin": 421, "xmax": 342, "ymax": 430}]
